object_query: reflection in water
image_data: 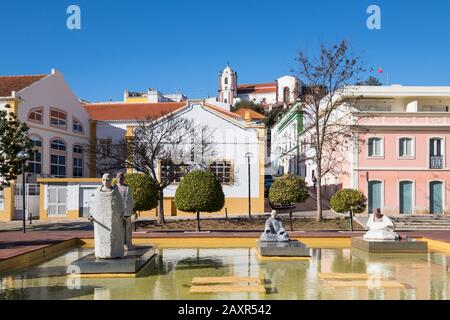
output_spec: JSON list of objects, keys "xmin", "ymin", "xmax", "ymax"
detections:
[{"xmin": 0, "ymin": 247, "xmax": 448, "ymax": 300}]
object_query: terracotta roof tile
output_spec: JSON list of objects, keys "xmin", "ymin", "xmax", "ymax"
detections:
[
  {"xmin": 0, "ymin": 75, "xmax": 47, "ymax": 97},
  {"xmin": 234, "ymin": 108, "xmax": 265, "ymax": 120},
  {"xmin": 84, "ymin": 102, "xmax": 187, "ymax": 121},
  {"xmin": 237, "ymin": 82, "xmax": 277, "ymax": 94},
  {"xmin": 203, "ymin": 103, "xmax": 242, "ymax": 120}
]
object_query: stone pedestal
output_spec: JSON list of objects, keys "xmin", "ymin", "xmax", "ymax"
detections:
[
  {"xmin": 257, "ymin": 240, "xmax": 311, "ymax": 257},
  {"xmin": 351, "ymin": 237, "xmax": 428, "ymax": 254},
  {"xmin": 71, "ymin": 246, "xmax": 156, "ymax": 275}
]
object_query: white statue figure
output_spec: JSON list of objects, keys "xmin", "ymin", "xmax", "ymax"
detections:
[
  {"xmin": 364, "ymin": 208, "xmax": 400, "ymax": 241},
  {"xmin": 90, "ymin": 173, "xmax": 126, "ymax": 259},
  {"xmin": 260, "ymin": 210, "xmax": 290, "ymax": 242},
  {"xmin": 116, "ymin": 172, "xmax": 135, "ymax": 250}
]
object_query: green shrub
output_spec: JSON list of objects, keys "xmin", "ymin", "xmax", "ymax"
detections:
[
  {"xmin": 330, "ymin": 189, "xmax": 367, "ymax": 231},
  {"xmin": 330, "ymin": 189, "xmax": 367, "ymax": 214},
  {"xmin": 123, "ymin": 173, "xmax": 159, "ymax": 212},
  {"xmin": 268, "ymin": 175, "xmax": 309, "ymax": 231},
  {"xmin": 175, "ymin": 170, "xmax": 225, "ymax": 231}
]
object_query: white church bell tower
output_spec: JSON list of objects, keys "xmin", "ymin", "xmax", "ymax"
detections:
[{"xmin": 218, "ymin": 64, "xmax": 238, "ymax": 105}]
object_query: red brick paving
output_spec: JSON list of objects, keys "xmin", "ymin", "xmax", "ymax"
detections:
[{"xmin": 0, "ymin": 230, "xmax": 449, "ymax": 263}]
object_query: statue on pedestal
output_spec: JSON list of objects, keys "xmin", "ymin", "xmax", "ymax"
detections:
[
  {"xmin": 116, "ymin": 172, "xmax": 135, "ymax": 250},
  {"xmin": 364, "ymin": 208, "xmax": 400, "ymax": 241},
  {"xmin": 260, "ymin": 210, "xmax": 290, "ymax": 242},
  {"xmin": 90, "ymin": 173, "xmax": 125, "ymax": 259}
]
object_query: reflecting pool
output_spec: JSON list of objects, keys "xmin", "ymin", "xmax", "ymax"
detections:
[{"xmin": 0, "ymin": 247, "xmax": 449, "ymax": 300}]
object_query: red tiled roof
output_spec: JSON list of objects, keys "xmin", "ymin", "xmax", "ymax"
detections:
[
  {"xmin": 84, "ymin": 102, "xmax": 187, "ymax": 121},
  {"xmin": 237, "ymin": 82, "xmax": 277, "ymax": 94},
  {"xmin": 0, "ymin": 75, "xmax": 47, "ymax": 97},
  {"xmin": 204, "ymin": 103, "xmax": 242, "ymax": 120},
  {"xmin": 234, "ymin": 108, "xmax": 265, "ymax": 120}
]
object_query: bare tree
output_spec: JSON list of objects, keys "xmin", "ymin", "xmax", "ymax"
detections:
[
  {"xmin": 294, "ymin": 41, "xmax": 364, "ymax": 222},
  {"xmin": 91, "ymin": 112, "xmax": 215, "ymax": 224}
]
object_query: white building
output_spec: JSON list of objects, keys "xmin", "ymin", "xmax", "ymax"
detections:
[
  {"xmin": 217, "ymin": 65, "xmax": 299, "ymax": 110},
  {"xmin": 0, "ymin": 69, "xmax": 91, "ymax": 181},
  {"xmin": 84, "ymin": 100, "xmax": 266, "ymax": 217},
  {"xmin": 0, "ymin": 69, "xmax": 91, "ymax": 220}
]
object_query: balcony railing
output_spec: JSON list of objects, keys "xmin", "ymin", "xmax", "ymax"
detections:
[{"xmin": 430, "ymin": 156, "xmax": 444, "ymax": 169}]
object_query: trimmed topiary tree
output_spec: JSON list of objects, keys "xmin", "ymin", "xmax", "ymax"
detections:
[
  {"xmin": 174, "ymin": 170, "xmax": 225, "ymax": 232},
  {"xmin": 330, "ymin": 189, "xmax": 367, "ymax": 231},
  {"xmin": 269, "ymin": 175, "xmax": 310, "ymax": 231},
  {"xmin": 123, "ymin": 173, "xmax": 159, "ymax": 213}
]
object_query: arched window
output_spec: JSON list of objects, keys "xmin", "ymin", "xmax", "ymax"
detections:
[
  {"xmin": 73, "ymin": 144, "xmax": 84, "ymax": 177},
  {"xmin": 50, "ymin": 139, "xmax": 66, "ymax": 151},
  {"xmin": 73, "ymin": 117, "xmax": 84, "ymax": 134},
  {"xmin": 283, "ymin": 87, "xmax": 290, "ymax": 104},
  {"xmin": 224, "ymin": 77, "xmax": 229, "ymax": 85},
  {"xmin": 29, "ymin": 135, "xmax": 43, "ymax": 174},
  {"xmin": 28, "ymin": 107, "xmax": 43, "ymax": 123},
  {"xmin": 50, "ymin": 138, "xmax": 66, "ymax": 177}
]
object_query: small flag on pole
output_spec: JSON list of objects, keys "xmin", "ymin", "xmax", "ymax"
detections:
[{"xmin": 378, "ymin": 68, "xmax": 384, "ymax": 74}]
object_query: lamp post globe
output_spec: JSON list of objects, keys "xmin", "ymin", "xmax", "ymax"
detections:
[{"xmin": 16, "ymin": 150, "xmax": 30, "ymax": 233}]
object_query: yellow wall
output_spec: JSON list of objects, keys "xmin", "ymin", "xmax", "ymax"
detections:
[
  {"xmin": 125, "ymin": 97, "xmax": 148, "ymax": 103},
  {"xmin": 0, "ymin": 186, "xmax": 15, "ymax": 222}
]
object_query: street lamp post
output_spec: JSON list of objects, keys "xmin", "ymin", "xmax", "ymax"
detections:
[
  {"xmin": 16, "ymin": 151, "xmax": 30, "ymax": 234},
  {"xmin": 245, "ymin": 152, "xmax": 253, "ymax": 219}
]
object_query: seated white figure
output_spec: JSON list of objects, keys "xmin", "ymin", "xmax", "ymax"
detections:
[{"xmin": 363, "ymin": 208, "xmax": 400, "ymax": 241}]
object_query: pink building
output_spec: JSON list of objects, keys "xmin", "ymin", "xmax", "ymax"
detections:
[{"xmin": 349, "ymin": 86, "xmax": 450, "ymax": 215}]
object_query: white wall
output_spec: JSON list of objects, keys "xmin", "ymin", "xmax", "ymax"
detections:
[
  {"xmin": 15, "ymin": 70, "xmax": 91, "ymax": 180},
  {"xmin": 95, "ymin": 104, "xmax": 262, "ymax": 199},
  {"xmin": 277, "ymin": 75, "xmax": 298, "ymax": 103}
]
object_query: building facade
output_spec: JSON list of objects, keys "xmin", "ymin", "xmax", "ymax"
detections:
[
  {"xmin": 0, "ymin": 70, "xmax": 91, "ymax": 221},
  {"xmin": 299, "ymin": 85, "xmax": 450, "ymax": 215},
  {"xmin": 269, "ymin": 102, "xmax": 304, "ymax": 176},
  {"xmin": 84, "ymin": 100, "xmax": 266, "ymax": 217}
]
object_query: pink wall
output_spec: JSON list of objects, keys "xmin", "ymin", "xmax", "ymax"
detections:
[{"xmin": 357, "ymin": 129, "xmax": 450, "ymax": 214}]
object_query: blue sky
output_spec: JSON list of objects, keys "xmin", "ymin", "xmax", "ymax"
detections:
[{"xmin": 1, "ymin": 0, "xmax": 450, "ymax": 101}]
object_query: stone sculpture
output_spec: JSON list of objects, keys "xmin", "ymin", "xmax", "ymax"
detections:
[
  {"xmin": 363, "ymin": 208, "xmax": 400, "ymax": 241},
  {"xmin": 90, "ymin": 173, "xmax": 125, "ymax": 259},
  {"xmin": 116, "ymin": 172, "xmax": 135, "ymax": 250},
  {"xmin": 260, "ymin": 210, "xmax": 290, "ymax": 242}
]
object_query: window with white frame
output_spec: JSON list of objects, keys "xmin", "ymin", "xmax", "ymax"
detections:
[
  {"xmin": 73, "ymin": 118, "xmax": 84, "ymax": 134},
  {"xmin": 50, "ymin": 139, "xmax": 66, "ymax": 177},
  {"xmin": 50, "ymin": 154, "xmax": 66, "ymax": 177},
  {"xmin": 29, "ymin": 136, "xmax": 42, "ymax": 174},
  {"xmin": 50, "ymin": 139, "xmax": 66, "ymax": 151},
  {"xmin": 28, "ymin": 107, "xmax": 43, "ymax": 123},
  {"xmin": 73, "ymin": 158, "xmax": 83, "ymax": 177},
  {"xmin": 73, "ymin": 144, "xmax": 84, "ymax": 177},
  {"xmin": 50, "ymin": 109, "xmax": 67, "ymax": 129},
  {"xmin": 368, "ymin": 137, "xmax": 383, "ymax": 157},
  {"xmin": 399, "ymin": 138, "xmax": 414, "ymax": 157}
]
